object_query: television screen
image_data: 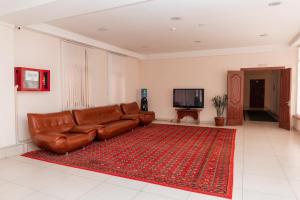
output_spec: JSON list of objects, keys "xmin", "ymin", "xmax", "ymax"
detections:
[{"xmin": 173, "ymin": 89, "xmax": 204, "ymax": 108}]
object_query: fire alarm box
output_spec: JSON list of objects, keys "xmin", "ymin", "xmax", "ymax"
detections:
[{"xmin": 15, "ymin": 67, "xmax": 50, "ymax": 91}]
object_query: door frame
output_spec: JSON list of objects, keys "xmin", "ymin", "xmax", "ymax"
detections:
[{"xmin": 239, "ymin": 66, "xmax": 291, "ymax": 129}]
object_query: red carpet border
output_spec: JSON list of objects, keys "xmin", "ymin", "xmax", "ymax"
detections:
[{"xmin": 23, "ymin": 124, "xmax": 236, "ymax": 199}]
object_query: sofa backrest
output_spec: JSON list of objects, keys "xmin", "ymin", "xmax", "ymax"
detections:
[
  {"xmin": 27, "ymin": 111, "xmax": 75, "ymax": 136},
  {"xmin": 73, "ymin": 105, "xmax": 123, "ymax": 125},
  {"xmin": 120, "ymin": 102, "xmax": 140, "ymax": 115}
]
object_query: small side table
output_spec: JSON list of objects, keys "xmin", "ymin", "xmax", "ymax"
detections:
[{"xmin": 176, "ymin": 109, "xmax": 202, "ymax": 124}]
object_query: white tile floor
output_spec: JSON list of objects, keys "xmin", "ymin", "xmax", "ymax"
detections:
[{"xmin": 0, "ymin": 121, "xmax": 300, "ymax": 200}]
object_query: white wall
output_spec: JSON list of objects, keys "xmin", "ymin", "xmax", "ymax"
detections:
[
  {"xmin": 141, "ymin": 49, "xmax": 298, "ymax": 122},
  {"xmin": 0, "ymin": 27, "xmax": 141, "ymax": 146},
  {"xmin": 0, "ymin": 24, "xmax": 16, "ymax": 148},
  {"xmin": 15, "ymin": 29, "xmax": 62, "ymax": 142}
]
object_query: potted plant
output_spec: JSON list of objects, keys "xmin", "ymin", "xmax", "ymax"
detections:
[{"xmin": 211, "ymin": 94, "xmax": 228, "ymax": 126}]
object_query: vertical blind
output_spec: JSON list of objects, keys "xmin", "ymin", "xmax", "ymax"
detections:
[
  {"xmin": 108, "ymin": 53, "xmax": 126, "ymax": 104},
  {"xmin": 61, "ymin": 42, "xmax": 90, "ymax": 110}
]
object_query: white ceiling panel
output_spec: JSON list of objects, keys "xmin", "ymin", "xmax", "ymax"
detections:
[{"xmin": 47, "ymin": 0, "xmax": 300, "ymax": 54}]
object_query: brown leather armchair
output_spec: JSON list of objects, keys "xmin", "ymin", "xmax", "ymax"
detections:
[
  {"xmin": 73, "ymin": 105, "xmax": 139, "ymax": 140},
  {"xmin": 121, "ymin": 102, "xmax": 155, "ymax": 126},
  {"xmin": 27, "ymin": 111, "xmax": 97, "ymax": 154}
]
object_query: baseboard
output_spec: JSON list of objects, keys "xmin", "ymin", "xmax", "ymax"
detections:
[{"xmin": 0, "ymin": 141, "xmax": 38, "ymax": 159}]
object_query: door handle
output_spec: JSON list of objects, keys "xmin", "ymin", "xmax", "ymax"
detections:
[{"xmin": 286, "ymin": 101, "xmax": 291, "ymax": 107}]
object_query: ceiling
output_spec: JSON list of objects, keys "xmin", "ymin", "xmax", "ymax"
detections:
[{"xmin": 1, "ymin": 0, "xmax": 300, "ymax": 55}]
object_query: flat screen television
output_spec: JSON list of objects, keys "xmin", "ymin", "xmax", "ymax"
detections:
[{"xmin": 173, "ymin": 89, "xmax": 204, "ymax": 108}]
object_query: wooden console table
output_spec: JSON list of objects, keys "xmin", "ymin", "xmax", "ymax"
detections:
[{"xmin": 176, "ymin": 109, "xmax": 202, "ymax": 124}]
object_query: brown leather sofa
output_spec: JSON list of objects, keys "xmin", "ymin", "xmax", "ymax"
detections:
[
  {"xmin": 121, "ymin": 102, "xmax": 155, "ymax": 126},
  {"xmin": 73, "ymin": 105, "xmax": 139, "ymax": 140},
  {"xmin": 27, "ymin": 111, "xmax": 97, "ymax": 154}
]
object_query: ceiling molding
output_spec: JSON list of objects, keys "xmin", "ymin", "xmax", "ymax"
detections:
[
  {"xmin": 27, "ymin": 23, "xmax": 145, "ymax": 59},
  {"xmin": 0, "ymin": 0, "xmax": 57, "ymax": 17},
  {"xmin": 290, "ymin": 32, "xmax": 300, "ymax": 47},
  {"xmin": 0, "ymin": 0, "xmax": 153, "ymax": 26},
  {"xmin": 0, "ymin": 21, "xmax": 15, "ymax": 29},
  {"xmin": 144, "ymin": 45, "xmax": 293, "ymax": 60}
]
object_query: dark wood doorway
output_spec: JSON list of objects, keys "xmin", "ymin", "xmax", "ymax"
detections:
[
  {"xmin": 227, "ymin": 71, "xmax": 244, "ymax": 125},
  {"xmin": 226, "ymin": 67, "xmax": 291, "ymax": 130},
  {"xmin": 279, "ymin": 68, "xmax": 291, "ymax": 130},
  {"xmin": 250, "ymin": 79, "xmax": 265, "ymax": 108}
]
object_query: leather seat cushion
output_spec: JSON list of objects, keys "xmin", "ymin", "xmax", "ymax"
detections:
[
  {"xmin": 34, "ymin": 131, "xmax": 96, "ymax": 154},
  {"xmin": 97, "ymin": 120, "xmax": 139, "ymax": 140}
]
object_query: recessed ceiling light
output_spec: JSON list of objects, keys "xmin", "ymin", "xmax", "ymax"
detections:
[
  {"xmin": 169, "ymin": 27, "xmax": 177, "ymax": 31},
  {"xmin": 170, "ymin": 17, "xmax": 182, "ymax": 21},
  {"xmin": 259, "ymin": 33, "xmax": 269, "ymax": 37},
  {"xmin": 194, "ymin": 40, "xmax": 202, "ymax": 43},
  {"xmin": 98, "ymin": 27, "xmax": 108, "ymax": 31},
  {"xmin": 268, "ymin": 1, "xmax": 282, "ymax": 6}
]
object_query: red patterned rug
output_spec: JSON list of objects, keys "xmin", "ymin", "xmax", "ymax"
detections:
[{"xmin": 23, "ymin": 124, "xmax": 236, "ymax": 198}]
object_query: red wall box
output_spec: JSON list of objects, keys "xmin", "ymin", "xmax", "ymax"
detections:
[{"xmin": 15, "ymin": 67, "xmax": 50, "ymax": 91}]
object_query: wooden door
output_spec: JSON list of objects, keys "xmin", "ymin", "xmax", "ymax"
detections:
[
  {"xmin": 227, "ymin": 71, "xmax": 244, "ymax": 125},
  {"xmin": 250, "ymin": 79, "xmax": 265, "ymax": 108},
  {"xmin": 279, "ymin": 68, "xmax": 291, "ymax": 130}
]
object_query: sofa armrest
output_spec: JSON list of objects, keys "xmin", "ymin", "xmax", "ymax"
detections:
[
  {"xmin": 70, "ymin": 124, "xmax": 103, "ymax": 134},
  {"xmin": 121, "ymin": 114, "xmax": 140, "ymax": 120}
]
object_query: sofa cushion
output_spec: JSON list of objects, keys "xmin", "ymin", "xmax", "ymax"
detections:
[
  {"xmin": 97, "ymin": 119, "xmax": 139, "ymax": 140},
  {"xmin": 73, "ymin": 105, "xmax": 123, "ymax": 125},
  {"xmin": 121, "ymin": 102, "xmax": 140, "ymax": 115},
  {"xmin": 27, "ymin": 111, "xmax": 75, "ymax": 136}
]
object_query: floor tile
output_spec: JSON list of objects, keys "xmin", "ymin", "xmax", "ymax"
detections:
[
  {"xmin": 142, "ymin": 183, "xmax": 190, "ymax": 200},
  {"xmin": 11, "ymin": 167, "xmax": 71, "ymax": 190},
  {"xmin": 72, "ymin": 168, "xmax": 112, "ymax": 182},
  {"xmin": 282, "ymin": 166, "xmax": 300, "ymax": 181},
  {"xmin": 188, "ymin": 192, "xmax": 226, "ymax": 200},
  {"xmin": 0, "ymin": 182, "xmax": 34, "ymax": 200},
  {"xmin": 79, "ymin": 183, "xmax": 139, "ymax": 200},
  {"xmin": 0, "ymin": 162, "xmax": 43, "ymax": 181},
  {"xmin": 243, "ymin": 174, "xmax": 294, "ymax": 197},
  {"xmin": 0, "ymin": 157, "xmax": 24, "ymax": 170},
  {"xmin": 278, "ymin": 155, "xmax": 300, "ymax": 167},
  {"xmin": 106, "ymin": 176, "xmax": 148, "ymax": 190},
  {"xmin": 22, "ymin": 192, "xmax": 61, "ymax": 200},
  {"xmin": 12, "ymin": 156, "xmax": 53, "ymax": 168},
  {"xmin": 289, "ymin": 180, "xmax": 300, "ymax": 199},
  {"xmin": 41, "ymin": 175, "xmax": 100, "ymax": 200},
  {"xmin": 243, "ymin": 157, "xmax": 285, "ymax": 178},
  {"xmin": 0, "ymin": 122, "xmax": 299, "ymax": 200},
  {"xmin": 243, "ymin": 189, "xmax": 297, "ymax": 200},
  {"xmin": 133, "ymin": 191, "xmax": 175, "ymax": 200}
]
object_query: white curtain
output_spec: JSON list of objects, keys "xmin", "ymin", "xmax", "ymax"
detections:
[
  {"xmin": 108, "ymin": 53, "xmax": 126, "ymax": 104},
  {"xmin": 61, "ymin": 42, "xmax": 90, "ymax": 110}
]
